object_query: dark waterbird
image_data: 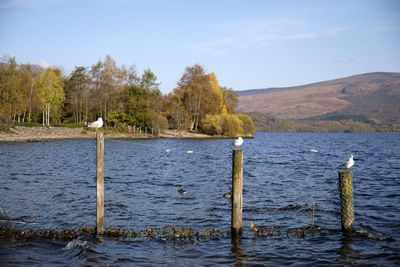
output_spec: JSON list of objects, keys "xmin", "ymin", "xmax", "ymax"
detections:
[
  {"xmin": 223, "ymin": 192, "xmax": 232, "ymax": 199},
  {"xmin": 178, "ymin": 187, "xmax": 186, "ymax": 195}
]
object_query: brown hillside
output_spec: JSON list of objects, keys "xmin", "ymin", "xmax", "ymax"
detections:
[{"xmin": 236, "ymin": 72, "xmax": 400, "ymax": 120}]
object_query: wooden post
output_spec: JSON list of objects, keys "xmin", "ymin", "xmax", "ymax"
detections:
[
  {"xmin": 232, "ymin": 149, "xmax": 243, "ymax": 237},
  {"xmin": 96, "ymin": 132, "xmax": 104, "ymax": 234},
  {"xmin": 338, "ymin": 170, "xmax": 354, "ymax": 232}
]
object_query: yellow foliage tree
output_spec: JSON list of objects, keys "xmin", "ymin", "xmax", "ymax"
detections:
[
  {"xmin": 237, "ymin": 114, "xmax": 256, "ymax": 135},
  {"xmin": 172, "ymin": 64, "xmax": 256, "ymax": 136},
  {"xmin": 222, "ymin": 113, "xmax": 243, "ymax": 136},
  {"xmin": 201, "ymin": 114, "xmax": 224, "ymax": 135},
  {"xmin": 198, "ymin": 73, "xmax": 226, "ymax": 117},
  {"xmin": 37, "ymin": 69, "xmax": 64, "ymax": 126}
]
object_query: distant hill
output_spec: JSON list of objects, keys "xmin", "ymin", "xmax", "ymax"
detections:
[{"xmin": 236, "ymin": 72, "xmax": 400, "ymax": 132}]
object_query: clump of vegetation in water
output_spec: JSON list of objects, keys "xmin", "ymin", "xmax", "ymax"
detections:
[
  {"xmin": 249, "ymin": 223, "xmax": 321, "ymax": 238},
  {"xmin": 1, "ymin": 223, "xmax": 323, "ymax": 242}
]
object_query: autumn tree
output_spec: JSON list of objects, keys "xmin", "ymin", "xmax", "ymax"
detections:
[
  {"xmin": 19, "ymin": 64, "xmax": 44, "ymax": 122},
  {"xmin": 237, "ymin": 114, "xmax": 256, "ymax": 135},
  {"xmin": 198, "ymin": 73, "xmax": 225, "ymax": 117},
  {"xmin": 0, "ymin": 56, "xmax": 20, "ymax": 122},
  {"xmin": 173, "ymin": 65, "xmax": 226, "ymax": 131},
  {"xmin": 37, "ymin": 69, "xmax": 64, "ymax": 126},
  {"xmin": 0, "ymin": 55, "xmax": 255, "ymax": 136},
  {"xmin": 89, "ymin": 55, "xmax": 135, "ymax": 124},
  {"xmin": 174, "ymin": 64, "xmax": 206, "ymax": 130},
  {"xmin": 15, "ymin": 71, "xmax": 33, "ymax": 122},
  {"xmin": 162, "ymin": 92, "xmax": 184, "ymax": 129},
  {"xmin": 201, "ymin": 114, "xmax": 224, "ymax": 135},
  {"xmin": 64, "ymin": 66, "xmax": 90, "ymax": 124},
  {"xmin": 221, "ymin": 86, "xmax": 238, "ymax": 114},
  {"xmin": 170, "ymin": 64, "xmax": 256, "ymax": 136},
  {"xmin": 90, "ymin": 59, "xmax": 103, "ymax": 120},
  {"xmin": 98, "ymin": 55, "xmax": 116, "ymax": 123}
]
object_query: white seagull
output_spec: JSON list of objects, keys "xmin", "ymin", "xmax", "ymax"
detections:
[
  {"xmin": 231, "ymin": 137, "xmax": 243, "ymax": 150},
  {"xmin": 88, "ymin": 117, "xmax": 103, "ymax": 133},
  {"xmin": 341, "ymin": 154, "xmax": 354, "ymax": 169}
]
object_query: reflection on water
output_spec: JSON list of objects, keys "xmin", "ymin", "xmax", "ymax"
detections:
[
  {"xmin": 231, "ymin": 236, "xmax": 250, "ymax": 266},
  {"xmin": 0, "ymin": 133, "xmax": 400, "ymax": 265},
  {"xmin": 337, "ymin": 233, "xmax": 363, "ymax": 265}
]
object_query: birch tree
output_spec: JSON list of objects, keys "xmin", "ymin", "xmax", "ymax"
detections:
[
  {"xmin": 65, "ymin": 67, "xmax": 89, "ymax": 124},
  {"xmin": 175, "ymin": 64, "xmax": 206, "ymax": 130},
  {"xmin": 174, "ymin": 65, "xmax": 225, "ymax": 131},
  {"xmin": 37, "ymin": 69, "xmax": 64, "ymax": 126}
]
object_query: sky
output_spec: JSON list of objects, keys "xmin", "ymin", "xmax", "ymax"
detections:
[{"xmin": 1, "ymin": 0, "xmax": 399, "ymax": 94}]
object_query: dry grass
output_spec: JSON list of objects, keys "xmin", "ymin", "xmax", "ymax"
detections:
[{"xmin": 237, "ymin": 72, "xmax": 400, "ymax": 120}]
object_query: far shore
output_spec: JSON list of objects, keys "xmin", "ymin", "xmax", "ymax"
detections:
[{"xmin": 0, "ymin": 126, "xmax": 252, "ymax": 142}]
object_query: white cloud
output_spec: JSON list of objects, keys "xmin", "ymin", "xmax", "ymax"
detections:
[
  {"xmin": 191, "ymin": 18, "xmax": 348, "ymax": 55},
  {"xmin": 38, "ymin": 59, "xmax": 51, "ymax": 69}
]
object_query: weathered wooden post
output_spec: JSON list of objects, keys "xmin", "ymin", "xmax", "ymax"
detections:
[
  {"xmin": 232, "ymin": 149, "xmax": 243, "ymax": 237},
  {"xmin": 96, "ymin": 132, "xmax": 104, "ymax": 234},
  {"xmin": 338, "ymin": 170, "xmax": 354, "ymax": 232}
]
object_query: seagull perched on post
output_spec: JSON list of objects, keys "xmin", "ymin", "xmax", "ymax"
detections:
[
  {"xmin": 340, "ymin": 154, "xmax": 354, "ymax": 169},
  {"xmin": 231, "ymin": 137, "xmax": 243, "ymax": 150},
  {"xmin": 88, "ymin": 117, "xmax": 103, "ymax": 133}
]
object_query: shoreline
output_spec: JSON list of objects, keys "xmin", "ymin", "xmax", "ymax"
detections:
[{"xmin": 0, "ymin": 126, "xmax": 251, "ymax": 142}]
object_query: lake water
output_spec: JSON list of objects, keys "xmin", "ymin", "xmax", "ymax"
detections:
[{"xmin": 0, "ymin": 132, "xmax": 399, "ymax": 266}]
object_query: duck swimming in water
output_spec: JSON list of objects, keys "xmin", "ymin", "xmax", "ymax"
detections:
[
  {"xmin": 250, "ymin": 223, "xmax": 260, "ymax": 236},
  {"xmin": 178, "ymin": 187, "xmax": 186, "ymax": 195},
  {"xmin": 223, "ymin": 192, "xmax": 232, "ymax": 199}
]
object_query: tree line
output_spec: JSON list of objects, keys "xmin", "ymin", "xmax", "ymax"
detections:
[{"xmin": 0, "ymin": 55, "xmax": 256, "ymax": 136}]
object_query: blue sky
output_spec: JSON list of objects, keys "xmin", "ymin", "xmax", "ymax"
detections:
[{"xmin": 1, "ymin": 0, "xmax": 399, "ymax": 94}]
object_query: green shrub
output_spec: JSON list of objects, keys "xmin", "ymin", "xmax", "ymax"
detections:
[
  {"xmin": 52, "ymin": 123, "xmax": 83, "ymax": 128},
  {"xmin": 15, "ymin": 122, "xmax": 43, "ymax": 127}
]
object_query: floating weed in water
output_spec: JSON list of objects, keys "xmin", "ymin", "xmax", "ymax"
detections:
[
  {"xmin": 249, "ymin": 224, "xmax": 322, "ymax": 238},
  {"xmin": 137, "ymin": 226, "xmax": 228, "ymax": 239},
  {"xmin": 0, "ymin": 223, "xmax": 321, "ymax": 242},
  {"xmin": 0, "ymin": 224, "xmax": 231, "ymax": 241}
]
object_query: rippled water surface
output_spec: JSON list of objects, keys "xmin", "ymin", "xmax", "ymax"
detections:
[{"xmin": 1, "ymin": 133, "xmax": 400, "ymax": 266}]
